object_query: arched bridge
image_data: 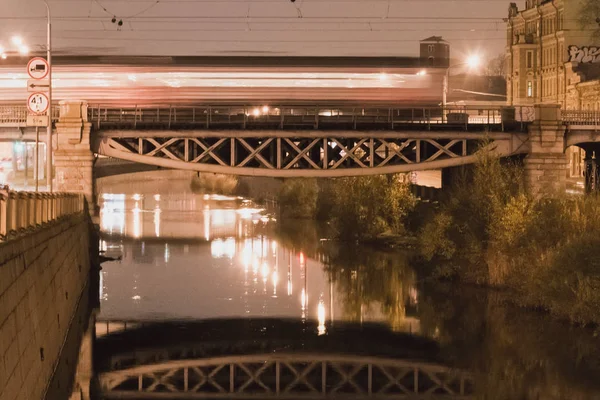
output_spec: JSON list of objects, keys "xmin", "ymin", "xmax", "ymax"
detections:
[
  {"xmin": 94, "ymin": 319, "xmax": 474, "ymax": 399},
  {"xmin": 90, "ymin": 104, "xmax": 530, "ymax": 177}
]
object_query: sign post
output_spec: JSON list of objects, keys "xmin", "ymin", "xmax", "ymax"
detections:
[
  {"xmin": 35, "ymin": 127, "xmax": 39, "ymax": 192},
  {"xmin": 25, "ymin": 57, "xmax": 51, "ymax": 192}
]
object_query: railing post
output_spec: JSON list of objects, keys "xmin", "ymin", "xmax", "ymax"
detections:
[{"xmin": 0, "ymin": 190, "xmax": 7, "ymax": 239}]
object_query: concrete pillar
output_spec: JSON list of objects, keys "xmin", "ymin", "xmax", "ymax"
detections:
[
  {"xmin": 54, "ymin": 100, "xmax": 94, "ymax": 211},
  {"xmin": 524, "ymin": 104, "xmax": 567, "ymax": 196}
]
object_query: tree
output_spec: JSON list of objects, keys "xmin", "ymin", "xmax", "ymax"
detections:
[
  {"xmin": 485, "ymin": 53, "xmax": 507, "ymax": 77},
  {"xmin": 328, "ymin": 175, "xmax": 416, "ymax": 242},
  {"xmin": 277, "ymin": 178, "xmax": 319, "ymax": 219}
]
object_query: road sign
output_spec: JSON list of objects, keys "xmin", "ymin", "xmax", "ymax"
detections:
[
  {"xmin": 26, "ymin": 114, "xmax": 49, "ymax": 127},
  {"xmin": 27, "ymin": 79, "xmax": 50, "ymax": 92},
  {"xmin": 27, "ymin": 57, "xmax": 49, "ymax": 80},
  {"xmin": 27, "ymin": 93, "xmax": 49, "ymax": 114}
]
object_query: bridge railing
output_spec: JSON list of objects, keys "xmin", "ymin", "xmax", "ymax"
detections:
[
  {"xmin": 0, "ymin": 188, "xmax": 85, "ymax": 241},
  {"xmin": 562, "ymin": 110, "xmax": 600, "ymax": 126},
  {"xmin": 89, "ymin": 104, "xmax": 529, "ymax": 131},
  {"xmin": 0, "ymin": 105, "xmax": 59, "ymax": 127}
]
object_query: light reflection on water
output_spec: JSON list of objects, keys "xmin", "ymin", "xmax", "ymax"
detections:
[
  {"xmin": 98, "ymin": 193, "xmax": 370, "ymax": 335},
  {"xmin": 96, "ymin": 191, "xmax": 600, "ymax": 399}
]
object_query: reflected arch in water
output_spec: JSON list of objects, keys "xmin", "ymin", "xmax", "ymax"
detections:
[{"xmin": 98, "ymin": 353, "xmax": 474, "ymax": 399}]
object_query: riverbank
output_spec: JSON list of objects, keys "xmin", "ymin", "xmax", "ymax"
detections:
[{"xmin": 273, "ymin": 154, "xmax": 600, "ymax": 326}]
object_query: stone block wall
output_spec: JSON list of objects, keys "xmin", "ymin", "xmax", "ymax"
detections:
[
  {"xmin": 0, "ymin": 215, "xmax": 91, "ymax": 400},
  {"xmin": 524, "ymin": 104, "xmax": 568, "ymax": 195}
]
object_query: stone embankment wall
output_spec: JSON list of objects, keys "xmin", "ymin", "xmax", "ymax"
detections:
[{"xmin": 0, "ymin": 215, "xmax": 91, "ymax": 400}]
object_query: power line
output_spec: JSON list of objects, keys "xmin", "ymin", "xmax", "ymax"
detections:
[
  {"xmin": 0, "ymin": 15, "xmax": 508, "ymax": 21},
  {"xmin": 26, "ymin": 35, "xmax": 507, "ymax": 42},
  {"xmin": 49, "ymin": 0, "xmax": 525, "ymax": 3},
  {"xmin": 12, "ymin": 27, "xmax": 509, "ymax": 33}
]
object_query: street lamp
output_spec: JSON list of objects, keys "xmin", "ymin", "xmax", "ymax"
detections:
[
  {"xmin": 442, "ymin": 55, "xmax": 481, "ymax": 121},
  {"xmin": 0, "ymin": 36, "xmax": 30, "ymax": 58}
]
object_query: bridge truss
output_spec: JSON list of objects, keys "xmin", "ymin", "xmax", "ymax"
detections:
[
  {"xmin": 94, "ymin": 131, "xmax": 528, "ymax": 177},
  {"xmin": 98, "ymin": 353, "xmax": 474, "ymax": 399}
]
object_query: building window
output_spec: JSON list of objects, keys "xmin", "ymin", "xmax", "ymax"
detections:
[
  {"xmin": 527, "ymin": 81, "xmax": 533, "ymax": 97},
  {"xmin": 428, "ymin": 56, "xmax": 434, "ymax": 66},
  {"xmin": 526, "ymin": 51, "xmax": 533, "ymax": 69},
  {"xmin": 428, "ymin": 45, "xmax": 435, "ymax": 53}
]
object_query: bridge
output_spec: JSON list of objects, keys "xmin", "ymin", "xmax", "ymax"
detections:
[{"xmin": 1, "ymin": 100, "xmax": 600, "ymax": 203}]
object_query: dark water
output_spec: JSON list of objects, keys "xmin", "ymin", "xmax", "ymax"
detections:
[{"xmin": 94, "ymin": 191, "xmax": 600, "ymax": 400}]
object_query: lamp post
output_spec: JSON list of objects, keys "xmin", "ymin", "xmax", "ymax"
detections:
[
  {"xmin": 442, "ymin": 55, "xmax": 481, "ymax": 122},
  {"xmin": 43, "ymin": 0, "xmax": 52, "ymax": 192}
]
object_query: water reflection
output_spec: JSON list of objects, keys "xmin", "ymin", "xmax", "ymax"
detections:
[
  {"xmin": 99, "ymin": 194, "xmax": 337, "ymax": 326},
  {"xmin": 97, "ymin": 192, "xmax": 600, "ymax": 399}
]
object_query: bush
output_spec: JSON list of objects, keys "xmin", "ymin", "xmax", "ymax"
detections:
[
  {"xmin": 327, "ymin": 175, "xmax": 417, "ymax": 242},
  {"xmin": 417, "ymin": 146, "xmax": 600, "ymax": 323},
  {"xmin": 278, "ymin": 178, "xmax": 319, "ymax": 219},
  {"xmin": 190, "ymin": 173, "xmax": 238, "ymax": 194}
]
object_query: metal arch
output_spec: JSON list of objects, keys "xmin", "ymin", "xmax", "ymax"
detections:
[
  {"xmin": 98, "ymin": 353, "xmax": 475, "ymax": 399},
  {"xmin": 93, "ymin": 131, "xmax": 528, "ymax": 178}
]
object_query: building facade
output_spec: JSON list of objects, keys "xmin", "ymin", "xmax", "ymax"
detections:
[
  {"xmin": 419, "ymin": 36, "xmax": 450, "ymax": 68},
  {"xmin": 505, "ymin": 0, "xmax": 600, "ymax": 108}
]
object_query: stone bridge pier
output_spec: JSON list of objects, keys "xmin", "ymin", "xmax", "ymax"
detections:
[
  {"xmin": 55, "ymin": 100, "xmax": 94, "ymax": 212},
  {"xmin": 523, "ymin": 104, "xmax": 567, "ymax": 196}
]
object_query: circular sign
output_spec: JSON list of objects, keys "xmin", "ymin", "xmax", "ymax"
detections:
[
  {"xmin": 27, "ymin": 57, "xmax": 49, "ymax": 80},
  {"xmin": 27, "ymin": 93, "xmax": 49, "ymax": 114}
]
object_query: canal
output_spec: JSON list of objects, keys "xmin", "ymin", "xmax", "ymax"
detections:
[{"xmin": 86, "ymin": 185, "xmax": 600, "ymax": 399}]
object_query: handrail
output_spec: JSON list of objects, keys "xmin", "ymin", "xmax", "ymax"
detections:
[
  {"xmin": 0, "ymin": 105, "xmax": 59, "ymax": 127},
  {"xmin": 87, "ymin": 104, "xmax": 528, "ymax": 132},
  {"xmin": 0, "ymin": 187, "xmax": 84, "ymax": 241},
  {"xmin": 562, "ymin": 110, "xmax": 600, "ymax": 126}
]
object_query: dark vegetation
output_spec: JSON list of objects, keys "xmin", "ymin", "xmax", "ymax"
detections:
[{"xmin": 276, "ymin": 149, "xmax": 600, "ymax": 324}]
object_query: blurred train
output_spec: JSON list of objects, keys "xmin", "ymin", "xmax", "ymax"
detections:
[{"xmin": 0, "ymin": 56, "xmax": 445, "ymax": 106}]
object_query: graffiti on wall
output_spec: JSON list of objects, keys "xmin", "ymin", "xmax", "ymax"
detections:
[{"xmin": 568, "ymin": 46, "xmax": 600, "ymax": 63}]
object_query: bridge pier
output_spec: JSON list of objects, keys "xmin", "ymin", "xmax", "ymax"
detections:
[
  {"xmin": 580, "ymin": 144, "xmax": 600, "ymax": 194},
  {"xmin": 55, "ymin": 100, "xmax": 95, "ymax": 212},
  {"xmin": 524, "ymin": 104, "xmax": 567, "ymax": 196}
]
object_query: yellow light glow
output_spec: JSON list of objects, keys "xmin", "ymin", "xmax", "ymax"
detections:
[
  {"xmin": 153, "ymin": 208, "xmax": 161, "ymax": 237},
  {"xmin": 253, "ymin": 108, "xmax": 260, "ymax": 116},
  {"xmin": 11, "ymin": 36, "xmax": 22, "ymax": 46},
  {"xmin": 18, "ymin": 46, "xmax": 28, "ymax": 55},
  {"xmin": 261, "ymin": 262, "xmax": 269, "ymax": 279},
  {"xmin": 466, "ymin": 55, "xmax": 481, "ymax": 69},
  {"xmin": 262, "ymin": 105, "xmax": 269, "ymax": 113},
  {"xmin": 317, "ymin": 300, "xmax": 326, "ymax": 335},
  {"xmin": 301, "ymin": 288, "xmax": 307, "ymax": 310},
  {"xmin": 132, "ymin": 202, "xmax": 141, "ymax": 238}
]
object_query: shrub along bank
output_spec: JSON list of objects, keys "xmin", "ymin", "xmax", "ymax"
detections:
[{"xmin": 418, "ymin": 149, "xmax": 600, "ymax": 324}]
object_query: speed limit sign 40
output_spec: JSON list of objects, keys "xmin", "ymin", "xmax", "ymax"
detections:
[{"xmin": 27, "ymin": 92, "xmax": 49, "ymax": 114}]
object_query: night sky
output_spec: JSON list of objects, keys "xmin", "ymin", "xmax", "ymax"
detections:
[{"xmin": 1, "ymin": 0, "xmax": 511, "ymax": 59}]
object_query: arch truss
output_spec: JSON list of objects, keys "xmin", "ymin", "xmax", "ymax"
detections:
[
  {"xmin": 98, "ymin": 354, "xmax": 474, "ymax": 399},
  {"xmin": 94, "ymin": 131, "xmax": 527, "ymax": 177}
]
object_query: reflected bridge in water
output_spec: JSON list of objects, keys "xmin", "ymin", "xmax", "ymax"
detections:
[
  {"xmin": 94, "ymin": 320, "xmax": 473, "ymax": 399},
  {"xmin": 98, "ymin": 353, "xmax": 474, "ymax": 399}
]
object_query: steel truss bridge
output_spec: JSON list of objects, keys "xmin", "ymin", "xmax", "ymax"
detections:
[
  {"xmin": 4, "ymin": 104, "xmax": 600, "ymax": 177},
  {"xmin": 89, "ymin": 104, "xmax": 531, "ymax": 177},
  {"xmin": 98, "ymin": 353, "xmax": 474, "ymax": 399}
]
